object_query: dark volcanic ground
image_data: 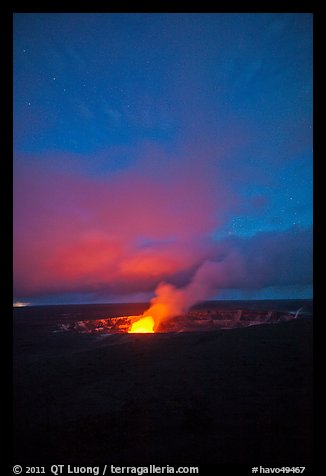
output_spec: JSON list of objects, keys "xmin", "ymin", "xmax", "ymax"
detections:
[{"xmin": 13, "ymin": 304, "xmax": 313, "ymax": 466}]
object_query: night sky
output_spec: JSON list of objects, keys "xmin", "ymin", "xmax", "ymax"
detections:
[{"xmin": 13, "ymin": 13, "xmax": 313, "ymax": 306}]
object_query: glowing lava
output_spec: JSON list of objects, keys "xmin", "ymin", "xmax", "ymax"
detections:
[{"xmin": 128, "ymin": 315, "xmax": 155, "ymax": 333}]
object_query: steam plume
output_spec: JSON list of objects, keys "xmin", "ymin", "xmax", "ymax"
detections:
[{"xmin": 144, "ymin": 260, "xmax": 236, "ymax": 330}]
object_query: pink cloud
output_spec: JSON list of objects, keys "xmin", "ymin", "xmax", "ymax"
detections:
[
  {"xmin": 13, "ymin": 145, "xmax": 234, "ymax": 298},
  {"xmin": 13, "ymin": 145, "xmax": 312, "ymax": 304}
]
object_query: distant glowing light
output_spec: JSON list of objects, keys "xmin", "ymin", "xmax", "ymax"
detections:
[
  {"xmin": 128, "ymin": 315, "xmax": 155, "ymax": 333},
  {"xmin": 13, "ymin": 301, "xmax": 30, "ymax": 307}
]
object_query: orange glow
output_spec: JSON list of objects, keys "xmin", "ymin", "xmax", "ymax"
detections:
[
  {"xmin": 13, "ymin": 301, "xmax": 30, "ymax": 307},
  {"xmin": 128, "ymin": 315, "xmax": 155, "ymax": 333}
]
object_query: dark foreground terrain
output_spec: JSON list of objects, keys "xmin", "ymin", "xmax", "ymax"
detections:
[{"xmin": 13, "ymin": 304, "xmax": 312, "ymax": 466}]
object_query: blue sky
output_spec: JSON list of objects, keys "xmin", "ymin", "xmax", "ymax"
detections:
[{"xmin": 13, "ymin": 13, "xmax": 313, "ymax": 304}]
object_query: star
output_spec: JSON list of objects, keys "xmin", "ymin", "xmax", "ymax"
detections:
[{"xmin": 53, "ymin": 76, "xmax": 56, "ymax": 81}]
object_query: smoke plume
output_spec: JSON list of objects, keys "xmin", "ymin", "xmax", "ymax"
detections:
[{"xmin": 145, "ymin": 258, "xmax": 245, "ymax": 330}]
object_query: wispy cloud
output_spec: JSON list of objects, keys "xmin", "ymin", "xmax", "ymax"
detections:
[{"xmin": 13, "ymin": 144, "xmax": 312, "ymax": 302}]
